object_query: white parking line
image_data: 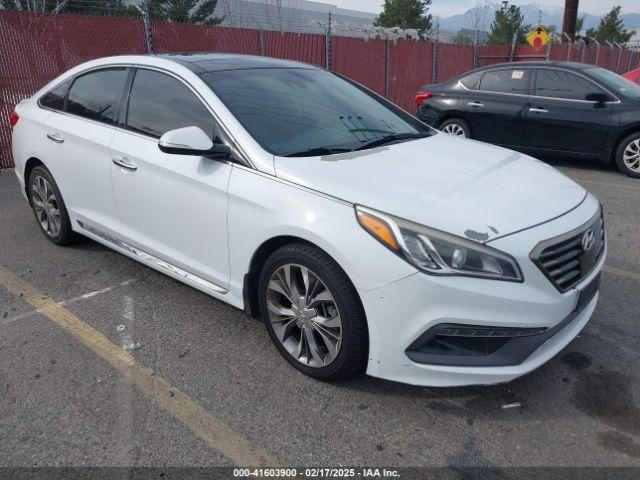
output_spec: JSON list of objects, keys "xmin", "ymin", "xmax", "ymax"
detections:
[{"xmin": 0, "ymin": 279, "xmax": 138, "ymax": 327}]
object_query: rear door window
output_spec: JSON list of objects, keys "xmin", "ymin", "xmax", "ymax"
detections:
[
  {"xmin": 40, "ymin": 80, "xmax": 71, "ymax": 111},
  {"xmin": 66, "ymin": 68, "xmax": 128, "ymax": 124},
  {"xmin": 534, "ymin": 69, "xmax": 605, "ymax": 100},
  {"xmin": 479, "ymin": 69, "xmax": 531, "ymax": 95},
  {"xmin": 460, "ymin": 72, "xmax": 482, "ymax": 90},
  {"xmin": 125, "ymin": 69, "xmax": 215, "ymax": 139}
]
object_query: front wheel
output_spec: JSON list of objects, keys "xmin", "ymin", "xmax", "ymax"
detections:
[
  {"xmin": 615, "ymin": 133, "xmax": 640, "ymax": 178},
  {"xmin": 258, "ymin": 243, "xmax": 368, "ymax": 381},
  {"xmin": 440, "ymin": 118, "xmax": 471, "ymax": 138}
]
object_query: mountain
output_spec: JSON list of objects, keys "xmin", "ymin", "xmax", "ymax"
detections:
[{"xmin": 436, "ymin": 3, "xmax": 640, "ymax": 34}]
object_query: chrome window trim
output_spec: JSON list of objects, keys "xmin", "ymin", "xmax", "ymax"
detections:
[
  {"xmin": 468, "ymin": 65, "xmax": 621, "ymax": 104},
  {"xmin": 476, "ymin": 66, "xmax": 533, "ymax": 97},
  {"xmin": 36, "ymin": 62, "xmax": 255, "ymax": 168},
  {"xmin": 531, "ymin": 66, "xmax": 621, "ymax": 104}
]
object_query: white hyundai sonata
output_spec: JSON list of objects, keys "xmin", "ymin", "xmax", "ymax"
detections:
[{"xmin": 11, "ymin": 54, "xmax": 605, "ymax": 387}]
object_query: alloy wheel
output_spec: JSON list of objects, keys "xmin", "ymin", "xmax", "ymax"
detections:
[
  {"xmin": 266, "ymin": 263, "xmax": 342, "ymax": 368},
  {"xmin": 31, "ymin": 176, "xmax": 61, "ymax": 237},
  {"xmin": 442, "ymin": 123, "xmax": 466, "ymax": 137},
  {"xmin": 623, "ymin": 139, "xmax": 640, "ymax": 172}
]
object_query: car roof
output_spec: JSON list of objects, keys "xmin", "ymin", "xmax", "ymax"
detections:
[{"xmin": 156, "ymin": 53, "xmax": 320, "ymax": 73}]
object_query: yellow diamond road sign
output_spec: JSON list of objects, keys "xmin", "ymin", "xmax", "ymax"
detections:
[{"xmin": 527, "ymin": 25, "xmax": 550, "ymax": 47}]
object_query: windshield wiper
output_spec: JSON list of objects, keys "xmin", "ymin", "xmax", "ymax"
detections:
[
  {"xmin": 284, "ymin": 146, "xmax": 353, "ymax": 157},
  {"xmin": 354, "ymin": 132, "xmax": 430, "ymax": 151}
]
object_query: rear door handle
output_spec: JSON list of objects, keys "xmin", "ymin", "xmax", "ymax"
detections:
[
  {"xmin": 468, "ymin": 101, "xmax": 485, "ymax": 108},
  {"xmin": 112, "ymin": 156, "xmax": 138, "ymax": 172},
  {"xmin": 529, "ymin": 107, "xmax": 549, "ymax": 113},
  {"xmin": 46, "ymin": 133, "xmax": 65, "ymax": 144}
]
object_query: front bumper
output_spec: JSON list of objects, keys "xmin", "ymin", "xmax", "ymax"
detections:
[{"xmin": 360, "ymin": 193, "xmax": 605, "ymax": 387}]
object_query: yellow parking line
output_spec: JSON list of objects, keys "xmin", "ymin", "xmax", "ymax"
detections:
[
  {"xmin": 0, "ymin": 265, "xmax": 280, "ymax": 468},
  {"xmin": 604, "ymin": 266, "xmax": 640, "ymax": 282}
]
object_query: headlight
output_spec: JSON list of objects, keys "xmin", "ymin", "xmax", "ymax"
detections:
[{"xmin": 356, "ymin": 206, "xmax": 523, "ymax": 282}]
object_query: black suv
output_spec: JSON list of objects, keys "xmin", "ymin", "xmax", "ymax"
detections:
[{"xmin": 415, "ymin": 61, "xmax": 640, "ymax": 178}]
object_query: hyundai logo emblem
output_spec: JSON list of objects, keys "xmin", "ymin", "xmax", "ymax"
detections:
[{"xmin": 581, "ymin": 229, "xmax": 595, "ymax": 252}]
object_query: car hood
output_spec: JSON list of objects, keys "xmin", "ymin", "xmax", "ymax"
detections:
[{"xmin": 273, "ymin": 133, "xmax": 587, "ymax": 242}]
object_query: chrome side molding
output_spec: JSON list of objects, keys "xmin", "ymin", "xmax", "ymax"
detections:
[{"xmin": 77, "ymin": 220, "xmax": 228, "ymax": 295}]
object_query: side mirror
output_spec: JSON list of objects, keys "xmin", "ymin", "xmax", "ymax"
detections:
[
  {"xmin": 158, "ymin": 126, "xmax": 231, "ymax": 159},
  {"xmin": 585, "ymin": 92, "xmax": 610, "ymax": 104}
]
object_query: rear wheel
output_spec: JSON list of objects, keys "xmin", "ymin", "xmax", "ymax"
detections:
[
  {"xmin": 616, "ymin": 133, "xmax": 640, "ymax": 178},
  {"xmin": 258, "ymin": 243, "xmax": 368, "ymax": 381},
  {"xmin": 28, "ymin": 166, "xmax": 76, "ymax": 245},
  {"xmin": 440, "ymin": 118, "xmax": 471, "ymax": 138}
]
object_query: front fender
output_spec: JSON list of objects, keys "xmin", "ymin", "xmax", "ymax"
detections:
[{"xmin": 226, "ymin": 165, "xmax": 417, "ymax": 304}]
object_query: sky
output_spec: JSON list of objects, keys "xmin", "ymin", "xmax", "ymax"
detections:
[{"xmin": 335, "ymin": 1, "xmax": 640, "ymax": 16}]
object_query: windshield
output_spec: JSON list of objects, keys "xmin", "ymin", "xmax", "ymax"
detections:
[
  {"xmin": 586, "ymin": 67, "xmax": 640, "ymax": 99},
  {"xmin": 200, "ymin": 68, "xmax": 432, "ymax": 156}
]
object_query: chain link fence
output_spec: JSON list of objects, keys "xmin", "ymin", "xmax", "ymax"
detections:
[{"xmin": 2, "ymin": 9, "xmax": 640, "ymax": 169}]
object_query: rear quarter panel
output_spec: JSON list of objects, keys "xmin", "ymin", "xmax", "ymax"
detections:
[
  {"xmin": 417, "ymin": 83, "xmax": 468, "ymax": 127},
  {"xmin": 12, "ymin": 98, "xmax": 52, "ymax": 191}
]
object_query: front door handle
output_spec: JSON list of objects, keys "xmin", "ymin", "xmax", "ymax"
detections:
[
  {"xmin": 529, "ymin": 107, "xmax": 549, "ymax": 113},
  {"xmin": 468, "ymin": 101, "xmax": 485, "ymax": 108},
  {"xmin": 112, "ymin": 156, "xmax": 138, "ymax": 172},
  {"xmin": 46, "ymin": 133, "xmax": 65, "ymax": 144}
]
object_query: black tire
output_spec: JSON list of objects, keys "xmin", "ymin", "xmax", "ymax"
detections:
[
  {"xmin": 28, "ymin": 166, "xmax": 77, "ymax": 245},
  {"xmin": 439, "ymin": 118, "xmax": 471, "ymax": 138},
  {"xmin": 258, "ymin": 243, "xmax": 368, "ymax": 381},
  {"xmin": 615, "ymin": 132, "xmax": 640, "ymax": 178}
]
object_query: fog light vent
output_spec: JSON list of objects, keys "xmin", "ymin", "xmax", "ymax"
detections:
[
  {"xmin": 405, "ymin": 323, "xmax": 550, "ymax": 366},
  {"xmin": 437, "ymin": 327, "xmax": 546, "ymax": 338}
]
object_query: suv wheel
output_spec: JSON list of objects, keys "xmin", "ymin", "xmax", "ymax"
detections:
[{"xmin": 258, "ymin": 243, "xmax": 368, "ymax": 381}]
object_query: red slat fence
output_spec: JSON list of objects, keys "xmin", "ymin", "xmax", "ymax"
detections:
[{"xmin": 2, "ymin": 10, "xmax": 640, "ymax": 168}]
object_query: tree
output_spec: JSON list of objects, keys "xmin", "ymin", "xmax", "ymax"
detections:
[
  {"xmin": 586, "ymin": 6, "xmax": 635, "ymax": 44},
  {"xmin": 575, "ymin": 15, "xmax": 585, "ymax": 35},
  {"xmin": 260, "ymin": 0, "xmax": 297, "ymax": 32},
  {"xmin": 144, "ymin": 0, "xmax": 223, "ymax": 24},
  {"xmin": 487, "ymin": 4, "xmax": 530, "ymax": 45},
  {"xmin": 374, "ymin": 0, "xmax": 432, "ymax": 34},
  {"xmin": 451, "ymin": 32, "xmax": 473, "ymax": 45},
  {"xmin": 0, "ymin": 0, "xmax": 223, "ymax": 24},
  {"xmin": 0, "ymin": 0, "xmax": 134, "ymax": 16},
  {"xmin": 468, "ymin": 0, "xmax": 490, "ymax": 34}
]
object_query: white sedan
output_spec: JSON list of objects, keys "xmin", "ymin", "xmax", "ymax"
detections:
[{"xmin": 10, "ymin": 54, "xmax": 605, "ymax": 387}]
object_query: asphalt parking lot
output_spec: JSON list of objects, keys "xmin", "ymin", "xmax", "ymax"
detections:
[{"xmin": 1, "ymin": 158, "xmax": 639, "ymax": 474}]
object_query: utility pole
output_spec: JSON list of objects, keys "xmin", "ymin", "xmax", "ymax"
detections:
[{"xmin": 561, "ymin": 0, "xmax": 579, "ymax": 42}]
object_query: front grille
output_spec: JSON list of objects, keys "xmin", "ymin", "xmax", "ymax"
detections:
[{"xmin": 531, "ymin": 208, "xmax": 605, "ymax": 292}]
